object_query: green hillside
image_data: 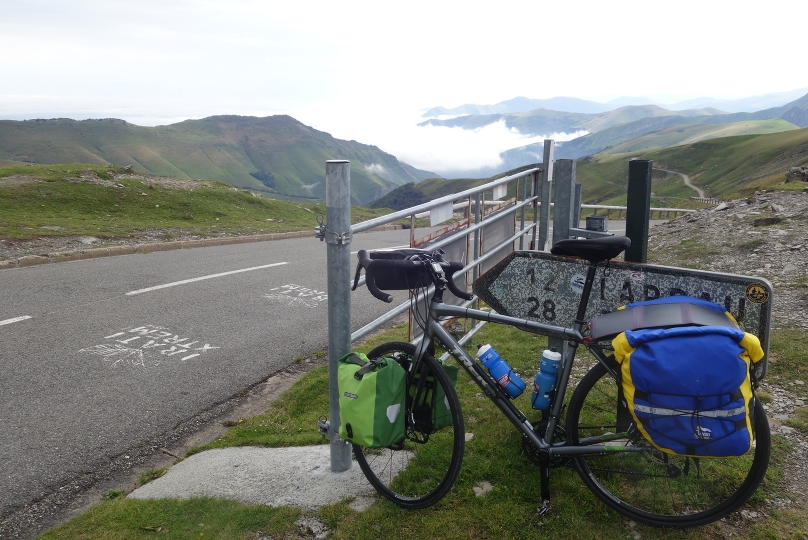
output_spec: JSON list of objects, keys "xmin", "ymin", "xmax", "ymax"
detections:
[
  {"xmin": 601, "ymin": 119, "xmax": 798, "ymax": 155},
  {"xmin": 372, "ymin": 129, "xmax": 808, "ymax": 211},
  {"xmin": 576, "ymin": 127, "xmax": 808, "ymax": 205},
  {"xmin": 555, "ymin": 110, "xmax": 798, "ymax": 159},
  {"xmin": 0, "ymin": 116, "xmax": 435, "ymax": 205},
  {"xmin": 0, "ymin": 163, "xmax": 391, "ymax": 246},
  {"xmin": 574, "ymin": 104, "xmax": 723, "ymax": 133},
  {"xmin": 640, "ymin": 127, "xmax": 808, "ymax": 196}
]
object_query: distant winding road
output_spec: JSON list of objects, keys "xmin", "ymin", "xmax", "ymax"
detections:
[{"xmin": 655, "ymin": 168, "xmax": 705, "ymax": 199}]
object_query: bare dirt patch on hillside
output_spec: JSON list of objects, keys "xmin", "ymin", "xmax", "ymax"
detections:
[
  {"xmin": 0, "ymin": 174, "xmax": 42, "ymax": 187},
  {"xmin": 114, "ymin": 173, "xmax": 218, "ymax": 190}
]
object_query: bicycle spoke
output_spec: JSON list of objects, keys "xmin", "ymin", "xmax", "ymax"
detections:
[
  {"xmin": 567, "ymin": 359, "xmax": 770, "ymax": 528},
  {"xmin": 353, "ymin": 342, "xmax": 464, "ymax": 509}
]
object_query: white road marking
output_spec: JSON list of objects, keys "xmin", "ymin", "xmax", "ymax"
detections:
[
  {"xmin": 126, "ymin": 262, "xmax": 288, "ymax": 296},
  {"xmin": 0, "ymin": 315, "xmax": 32, "ymax": 326}
]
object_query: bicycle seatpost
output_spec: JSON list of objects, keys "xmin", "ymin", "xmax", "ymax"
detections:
[{"xmin": 573, "ymin": 262, "xmax": 600, "ymax": 326}]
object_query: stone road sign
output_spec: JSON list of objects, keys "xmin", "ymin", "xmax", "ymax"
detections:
[{"xmin": 473, "ymin": 251, "xmax": 773, "ymax": 374}]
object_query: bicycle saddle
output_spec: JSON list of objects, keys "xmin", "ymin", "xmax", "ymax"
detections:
[{"xmin": 550, "ymin": 236, "xmax": 631, "ymax": 264}]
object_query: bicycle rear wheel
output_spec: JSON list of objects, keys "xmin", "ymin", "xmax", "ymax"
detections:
[
  {"xmin": 566, "ymin": 359, "xmax": 770, "ymax": 527},
  {"xmin": 353, "ymin": 342, "xmax": 465, "ymax": 509}
]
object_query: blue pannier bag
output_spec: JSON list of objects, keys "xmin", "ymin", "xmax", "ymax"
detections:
[{"xmin": 613, "ymin": 323, "xmax": 764, "ymax": 458}]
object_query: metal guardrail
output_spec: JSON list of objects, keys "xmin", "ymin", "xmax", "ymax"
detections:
[
  {"xmin": 414, "ymin": 203, "xmax": 697, "ymax": 222},
  {"xmin": 319, "ymin": 161, "xmax": 545, "ymax": 472},
  {"xmin": 583, "ymin": 204, "xmax": 696, "ymax": 220}
]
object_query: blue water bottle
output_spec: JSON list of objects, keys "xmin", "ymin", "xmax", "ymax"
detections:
[
  {"xmin": 531, "ymin": 348, "xmax": 561, "ymax": 410},
  {"xmin": 476, "ymin": 344, "xmax": 526, "ymax": 398}
]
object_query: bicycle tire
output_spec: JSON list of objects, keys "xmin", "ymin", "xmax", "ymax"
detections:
[
  {"xmin": 353, "ymin": 342, "xmax": 465, "ymax": 509},
  {"xmin": 566, "ymin": 358, "xmax": 770, "ymax": 527}
]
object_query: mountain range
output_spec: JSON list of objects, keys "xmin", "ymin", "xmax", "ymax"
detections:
[
  {"xmin": 3, "ymin": 89, "xmax": 808, "ymax": 204},
  {"xmin": 375, "ymin": 126, "xmax": 808, "ymax": 212},
  {"xmin": 0, "ymin": 115, "xmax": 434, "ymax": 205},
  {"xmin": 421, "ymin": 91, "xmax": 808, "ymax": 178},
  {"xmin": 421, "ymin": 88, "xmax": 808, "ymax": 117}
]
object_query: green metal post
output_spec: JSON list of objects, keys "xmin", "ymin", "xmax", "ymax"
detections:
[{"xmin": 624, "ymin": 160, "xmax": 652, "ymax": 263}]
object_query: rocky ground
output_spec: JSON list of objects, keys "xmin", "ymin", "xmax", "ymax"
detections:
[
  {"xmin": 649, "ymin": 189, "xmax": 808, "ymax": 531},
  {"xmin": 648, "ymin": 189, "xmax": 808, "ymax": 331}
]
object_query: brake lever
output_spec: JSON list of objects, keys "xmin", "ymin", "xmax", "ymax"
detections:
[{"xmin": 351, "ymin": 261, "xmax": 362, "ymax": 291}]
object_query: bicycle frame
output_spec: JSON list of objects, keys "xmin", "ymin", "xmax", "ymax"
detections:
[
  {"xmin": 415, "ymin": 300, "xmax": 647, "ymax": 457},
  {"xmin": 410, "ymin": 260, "xmax": 653, "ymax": 509},
  {"xmin": 415, "ymin": 263, "xmax": 654, "ymax": 515}
]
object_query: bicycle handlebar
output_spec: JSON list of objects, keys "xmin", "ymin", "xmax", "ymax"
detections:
[
  {"xmin": 353, "ymin": 249, "xmax": 474, "ymax": 303},
  {"xmin": 443, "ymin": 261, "xmax": 473, "ymax": 301}
]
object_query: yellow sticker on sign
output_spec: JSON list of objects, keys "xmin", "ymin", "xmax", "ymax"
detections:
[{"xmin": 745, "ymin": 283, "xmax": 769, "ymax": 305}]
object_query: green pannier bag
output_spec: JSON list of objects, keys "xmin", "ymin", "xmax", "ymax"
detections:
[
  {"xmin": 410, "ymin": 360, "xmax": 457, "ymax": 434},
  {"xmin": 338, "ymin": 352, "xmax": 406, "ymax": 447}
]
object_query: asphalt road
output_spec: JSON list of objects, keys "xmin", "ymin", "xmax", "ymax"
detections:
[{"xmin": 0, "ymin": 228, "xmax": 416, "ymax": 531}]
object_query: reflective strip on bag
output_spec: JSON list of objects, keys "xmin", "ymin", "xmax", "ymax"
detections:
[{"xmin": 633, "ymin": 403, "xmax": 746, "ymax": 418}]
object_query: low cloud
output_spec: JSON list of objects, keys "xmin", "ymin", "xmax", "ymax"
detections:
[
  {"xmin": 364, "ymin": 163, "xmax": 389, "ymax": 178},
  {"xmin": 374, "ymin": 120, "xmax": 587, "ymax": 175}
]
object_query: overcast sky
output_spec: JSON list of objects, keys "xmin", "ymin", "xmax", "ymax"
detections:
[{"xmin": 1, "ymin": 0, "xmax": 805, "ymax": 173}]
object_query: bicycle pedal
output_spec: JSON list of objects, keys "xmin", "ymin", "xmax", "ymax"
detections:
[{"xmin": 537, "ymin": 500, "xmax": 551, "ymax": 516}]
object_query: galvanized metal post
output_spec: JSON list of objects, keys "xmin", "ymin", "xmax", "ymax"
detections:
[
  {"xmin": 519, "ymin": 176, "xmax": 526, "ymax": 250},
  {"xmin": 531, "ymin": 171, "xmax": 539, "ymax": 249},
  {"xmin": 325, "ymin": 160, "xmax": 352, "ymax": 472},
  {"xmin": 624, "ymin": 160, "xmax": 653, "ymax": 263},
  {"xmin": 472, "ymin": 192, "xmax": 482, "ymax": 280},
  {"xmin": 549, "ymin": 158, "xmax": 575, "ymax": 361},
  {"xmin": 537, "ymin": 140, "xmax": 555, "ymax": 251},
  {"xmin": 552, "ymin": 159, "xmax": 576, "ymax": 246},
  {"xmin": 574, "ymin": 184, "xmax": 583, "ymax": 230},
  {"xmin": 471, "ymin": 192, "xmax": 482, "ymax": 329}
]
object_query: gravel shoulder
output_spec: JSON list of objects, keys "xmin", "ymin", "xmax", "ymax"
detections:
[{"xmin": 648, "ymin": 190, "xmax": 808, "ymax": 528}]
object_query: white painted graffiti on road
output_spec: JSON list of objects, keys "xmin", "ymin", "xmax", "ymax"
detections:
[
  {"xmin": 264, "ymin": 284, "xmax": 327, "ymax": 309},
  {"xmin": 80, "ymin": 325, "xmax": 220, "ymax": 368}
]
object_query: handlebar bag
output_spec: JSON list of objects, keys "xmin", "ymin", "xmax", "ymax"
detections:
[
  {"xmin": 370, "ymin": 260, "xmax": 432, "ymax": 291},
  {"xmin": 410, "ymin": 360, "xmax": 458, "ymax": 434},
  {"xmin": 613, "ymin": 325, "xmax": 764, "ymax": 458},
  {"xmin": 338, "ymin": 352, "xmax": 406, "ymax": 448},
  {"xmin": 365, "ymin": 250, "xmax": 432, "ymax": 291}
]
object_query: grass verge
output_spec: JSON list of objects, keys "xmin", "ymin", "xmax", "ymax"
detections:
[
  {"xmin": 0, "ymin": 163, "xmax": 409, "ymax": 247},
  {"xmin": 39, "ymin": 320, "xmax": 807, "ymax": 539},
  {"xmin": 38, "ymin": 498, "xmax": 301, "ymax": 539}
]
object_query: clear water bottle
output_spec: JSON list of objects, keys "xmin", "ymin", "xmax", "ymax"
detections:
[
  {"xmin": 476, "ymin": 344, "xmax": 526, "ymax": 398},
  {"xmin": 531, "ymin": 348, "xmax": 561, "ymax": 410}
]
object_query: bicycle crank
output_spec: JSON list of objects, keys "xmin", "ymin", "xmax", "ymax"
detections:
[{"xmin": 522, "ymin": 420, "xmax": 571, "ymax": 468}]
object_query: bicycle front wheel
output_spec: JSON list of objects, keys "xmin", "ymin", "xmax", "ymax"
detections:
[
  {"xmin": 353, "ymin": 342, "xmax": 465, "ymax": 509},
  {"xmin": 566, "ymin": 359, "xmax": 770, "ymax": 528}
]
